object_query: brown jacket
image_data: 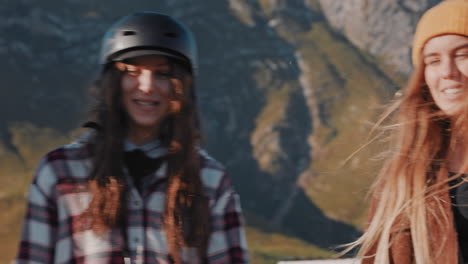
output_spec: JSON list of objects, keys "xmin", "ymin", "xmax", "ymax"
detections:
[{"xmin": 362, "ymin": 181, "xmax": 459, "ymax": 264}]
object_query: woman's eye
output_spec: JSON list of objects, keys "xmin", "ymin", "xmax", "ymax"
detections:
[
  {"xmin": 125, "ymin": 68, "xmax": 142, "ymax": 76},
  {"xmin": 455, "ymin": 53, "xmax": 468, "ymax": 59},
  {"xmin": 424, "ymin": 58, "xmax": 440, "ymax": 66},
  {"xmin": 154, "ymin": 72, "xmax": 172, "ymax": 80}
]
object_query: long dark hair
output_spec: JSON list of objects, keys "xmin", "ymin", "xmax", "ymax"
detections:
[{"xmin": 84, "ymin": 58, "xmax": 210, "ymax": 263}]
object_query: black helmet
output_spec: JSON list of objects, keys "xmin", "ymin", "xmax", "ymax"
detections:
[{"xmin": 99, "ymin": 12, "xmax": 198, "ymax": 74}]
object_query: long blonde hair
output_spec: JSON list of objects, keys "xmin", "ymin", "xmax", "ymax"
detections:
[{"xmin": 345, "ymin": 59, "xmax": 468, "ymax": 263}]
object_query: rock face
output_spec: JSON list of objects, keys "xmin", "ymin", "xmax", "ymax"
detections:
[
  {"xmin": 318, "ymin": 0, "xmax": 440, "ymax": 77},
  {"xmin": 0, "ymin": 0, "xmax": 441, "ymax": 261}
]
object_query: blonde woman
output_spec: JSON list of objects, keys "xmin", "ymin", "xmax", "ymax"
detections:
[{"xmin": 350, "ymin": 0, "xmax": 468, "ymax": 263}]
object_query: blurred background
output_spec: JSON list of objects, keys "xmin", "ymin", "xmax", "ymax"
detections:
[{"xmin": 0, "ymin": 0, "xmax": 441, "ymax": 263}]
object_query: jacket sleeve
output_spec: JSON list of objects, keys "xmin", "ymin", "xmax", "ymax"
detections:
[
  {"xmin": 206, "ymin": 176, "xmax": 249, "ymax": 264},
  {"xmin": 16, "ymin": 157, "xmax": 58, "ymax": 264}
]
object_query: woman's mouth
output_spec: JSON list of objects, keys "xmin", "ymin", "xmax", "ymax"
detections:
[
  {"xmin": 135, "ymin": 99, "xmax": 158, "ymax": 106},
  {"xmin": 133, "ymin": 99, "xmax": 160, "ymax": 110},
  {"xmin": 441, "ymin": 86, "xmax": 464, "ymax": 99}
]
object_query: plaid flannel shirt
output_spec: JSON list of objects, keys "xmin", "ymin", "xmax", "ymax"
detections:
[{"xmin": 16, "ymin": 134, "xmax": 249, "ymax": 264}]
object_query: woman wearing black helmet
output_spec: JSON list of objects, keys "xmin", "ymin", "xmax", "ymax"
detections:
[{"xmin": 16, "ymin": 12, "xmax": 249, "ymax": 264}]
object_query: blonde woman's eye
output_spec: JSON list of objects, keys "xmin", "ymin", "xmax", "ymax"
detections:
[
  {"xmin": 455, "ymin": 53, "xmax": 468, "ymax": 59},
  {"xmin": 424, "ymin": 58, "xmax": 440, "ymax": 66}
]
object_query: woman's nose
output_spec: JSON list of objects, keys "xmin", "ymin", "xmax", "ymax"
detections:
[
  {"xmin": 440, "ymin": 58, "xmax": 459, "ymax": 80},
  {"xmin": 137, "ymin": 69, "xmax": 155, "ymax": 94}
]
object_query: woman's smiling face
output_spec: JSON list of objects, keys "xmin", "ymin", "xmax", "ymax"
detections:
[
  {"xmin": 423, "ymin": 34, "xmax": 468, "ymax": 116},
  {"xmin": 119, "ymin": 55, "xmax": 173, "ymax": 137}
]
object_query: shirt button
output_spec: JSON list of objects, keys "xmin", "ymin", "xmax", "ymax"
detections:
[
  {"xmin": 133, "ymin": 201, "xmax": 140, "ymax": 207},
  {"xmin": 134, "ymin": 237, "xmax": 140, "ymax": 243}
]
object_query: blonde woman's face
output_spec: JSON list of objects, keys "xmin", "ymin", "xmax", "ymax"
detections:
[{"xmin": 423, "ymin": 34, "xmax": 468, "ymax": 116}]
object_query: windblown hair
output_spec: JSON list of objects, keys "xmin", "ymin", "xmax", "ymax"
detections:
[
  {"xmin": 84, "ymin": 58, "xmax": 210, "ymax": 263},
  {"xmin": 344, "ymin": 59, "xmax": 468, "ymax": 263}
]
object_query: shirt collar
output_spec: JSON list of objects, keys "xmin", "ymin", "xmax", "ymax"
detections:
[{"xmin": 123, "ymin": 139, "xmax": 168, "ymax": 159}]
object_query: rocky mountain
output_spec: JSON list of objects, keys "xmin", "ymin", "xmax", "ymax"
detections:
[
  {"xmin": 318, "ymin": 0, "xmax": 439, "ymax": 79},
  {"xmin": 0, "ymin": 0, "xmax": 440, "ymax": 262}
]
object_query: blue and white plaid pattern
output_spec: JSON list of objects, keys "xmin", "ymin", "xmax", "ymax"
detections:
[{"xmin": 16, "ymin": 135, "xmax": 249, "ymax": 264}]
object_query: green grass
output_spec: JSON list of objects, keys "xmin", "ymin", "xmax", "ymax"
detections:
[
  {"xmin": 0, "ymin": 122, "xmax": 73, "ymax": 263},
  {"xmin": 251, "ymin": 82, "xmax": 297, "ymax": 174},
  {"xmin": 293, "ymin": 23, "xmax": 394, "ymax": 227},
  {"xmin": 246, "ymin": 227, "xmax": 334, "ymax": 264},
  {"xmin": 257, "ymin": 0, "xmax": 275, "ymax": 17},
  {"xmin": 0, "ymin": 196, "xmax": 27, "ymax": 263},
  {"xmin": 243, "ymin": 17, "xmax": 394, "ymax": 230},
  {"xmin": 228, "ymin": 0, "xmax": 256, "ymax": 27},
  {"xmin": 251, "ymin": 20, "xmax": 397, "ymax": 228}
]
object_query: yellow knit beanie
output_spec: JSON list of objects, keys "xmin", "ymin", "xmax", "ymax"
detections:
[{"xmin": 412, "ymin": 0, "xmax": 468, "ymax": 66}]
